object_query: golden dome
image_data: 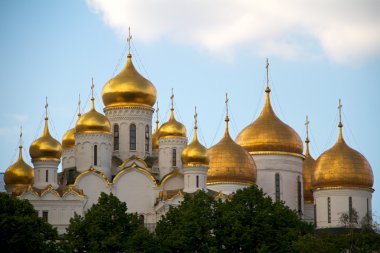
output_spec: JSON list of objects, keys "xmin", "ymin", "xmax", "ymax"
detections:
[
  {"xmin": 152, "ymin": 118, "xmax": 159, "ymax": 151},
  {"xmin": 181, "ymin": 110, "xmax": 209, "ymax": 167},
  {"xmin": 208, "ymin": 116, "xmax": 256, "ymax": 185},
  {"xmin": 30, "ymin": 117, "xmax": 62, "ymax": 161},
  {"xmin": 4, "ymin": 146, "xmax": 34, "ymax": 186},
  {"xmin": 159, "ymin": 108, "xmax": 187, "ymax": 138},
  {"xmin": 236, "ymin": 87, "xmax": 303, "ymax": 155},
  {"xmin": 312, "ymin": 125, "xmax": 373, "ymax": 190},
  {"xmin": 303, "ymin": 137, "xmax": 315, "ymax": 203},
  {"xmin": 102, "ymin": 54, "xmax": 157, "ymax": 108},
  {"xmin": 76, "ymin": 97, "xmax": 111, "ymax": 134},
  {"xmin": 62, "ymin": 128, "xmax": 75, "ymax": 149}
]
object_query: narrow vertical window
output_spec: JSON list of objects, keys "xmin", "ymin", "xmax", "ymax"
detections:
[
  {"xmin": 297, "ymin": 176, "xmax": 302, "ymax": 214},
  {"xmin": 113, "ymin": 124, "xmax": 119, "ymax": 151},
  {"xmin": 327, "ymin": 197, "xmax": 331, "ymax": 223},
  {"xmin": 275, "ymin": 173, "xmax": 280, "ymax": 202},
  {"xmin": 196, "ymin": 175, "xmax": 199, "ymax": 188},
  {"xmin": 45, "ymin": 170, "xmax": 49, "ymax": 182},
  {"xmin": 94, "ymin": 145, "xmax": 98, "ymax": 166},
  {"xmin": 172, "ymin": 148, "xmax": 177, "ymax": 167},
  {"xmin": 130, "ymin": 124, "xmax": 136, "ymax": 150},
  {"xmin": 42, "ymin": 211, "xmax": 48, "ymax": 222},
  {"xmin": 314, "ymin": 204, "xmax": 317, "ymax": 227},
  {"xmin": 145, "ymin": 125, "xmax": 150, "ymax": 152},
  {"xmin": 349, "ymin": 196, "xmax": 353, "ymax": 222}
]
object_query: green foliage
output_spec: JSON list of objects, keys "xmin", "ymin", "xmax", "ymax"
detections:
[
  {"xmin": 0, "ymin": 192, "xmax": 58, "ymax": 253},
  {"xmin": 63, "ymin": 192, "xmax": 156, "ymax": 253}
]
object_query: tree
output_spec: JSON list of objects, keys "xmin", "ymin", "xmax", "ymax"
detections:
[
  {"xmin": 63, "ymin": 192, "xmax": 156, "ymax": 253},
  {"xmin": 155, "ymin": 190, "xmax": 219, "ymax": 253},
  {"xmin": 0, "ymin": 192, "xmax": 58, "ymax": 253},
  {"xmin": 213, "ymin": 185, "xmax": 313, "ymax": 253}
]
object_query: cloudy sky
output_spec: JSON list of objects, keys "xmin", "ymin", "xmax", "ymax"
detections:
[{"xmin": 0, "ymin": 0, "xmax": 379, "ymax": 219}]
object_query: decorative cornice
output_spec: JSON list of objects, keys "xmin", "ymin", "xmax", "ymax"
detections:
[
  {"xmin": 313, "ymin": 186, "xmax": 374, "ymax": 193},
  {"xmin": 207, "ymin": 181, "xmax": 254, "ymax": 186},
  {"xmin": 250, "ymin": 151, "xmax": 305, "ymax": 159},
  {"xmin": 104, "ymin": 104, "xmax": 154, "ymax": 112}
]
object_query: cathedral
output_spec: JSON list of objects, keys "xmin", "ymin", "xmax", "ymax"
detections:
[{"xmin": 3, "ymin": 38, "xmax": 374, "ymax": 234}]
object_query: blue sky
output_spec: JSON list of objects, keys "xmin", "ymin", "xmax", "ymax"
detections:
[{"xmin": 1, "ymin": 1, "xmax": 379, "ymax": 220}]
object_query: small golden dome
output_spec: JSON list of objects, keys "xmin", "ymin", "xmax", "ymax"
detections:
[
  {"xmin": 62, "ymin": 128, "xmax": 75, "ymax": 149},
  {"xmin": 159, "ymin": 108, "xmax": 186, "ymax": 138},
  {"xmin": 236, "ymin": 87, "xmax": 303, "ymax": 155},
  {"xmin": 312, "ymin": 125, "xmax": 373, "ymax": 189},
  {"xmin": 4, "ymin": 146, "xmax": 34, "ymax": 186},
  {"xmin": 76, "ymin": 98, "xmax": 111, "ymax": 134},
  {"xmin": 208, "ymin": 116, "xmax": 256, "ymax": 185},
  {"xmin": 30, "ymin": 117, "xmax": 62, "ymax": 161},
  {"xmin": 102, "ymin": 54, "xmax": 157, "ymax": 108},
  {"xmin": 182, "ymin": 110, "xmax": 209, "ymax": 167},
  {"xmin": 303, "ymin": 138, "xmax": 315, "ymax": 203},
  {"xmin": 152, "ymin": 119, "xmax": 159, "ymax": 151}
]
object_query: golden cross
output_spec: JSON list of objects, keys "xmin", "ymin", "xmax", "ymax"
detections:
[
  {"xmin": 225, "ymin": 93, "xmax": 229, "ymax": 117},
  {"xmin": 78, "ymin": 94, "xmax": 81, "ymax": 116},
  {"xmin": 127, "ymin": 27, "xmax": 133, "ymax": 54},
  {"xmin": 91, "ymin": 78, "xmax": 95, "ymax": 99},
  {"xmin": 266, "ymin": 58, "xmax": 269, "ymax": 88},
  {"xmin": 170, "ymin": 88, "xmax": 174, "ymax": 109},
  {"xmin": 305, "ymin": 115, "xmax": 310, "ymax": 140},
  {"xmin": 45, "ymin": 96, "xmax": 48, "ymax": 119},
  {"xmin": 338, "ymin": 98, "xmax": 342, "ymax": 126},
  {"xmin": 194, "ymin": 106, "xmax": 198, "ymax": 129},
  {"xmin": 19, "ymin": 126, "xmax": 22, "ymax": 147}
]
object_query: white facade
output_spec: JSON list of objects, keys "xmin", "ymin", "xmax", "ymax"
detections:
[
  {"xmin": 304, "ymin": 203, "xmax": 315, "ymax": 223},
  {"xmin": 32, "ymin": 160, "xmax": 60, "ymax": 189},
  {"xmin": 183, "ymin": 166, "xmax": 208, "ymax": 193},
  {"xmin": 158, "ymin": 137, "xmax": 187, "ymax": 179},
  {"xmin": 207, "ymin": 183, "xmax": 250, "ymax": 195},
  {"xmin": 62, "ymin": 148, "xmax": 75, "ymax": 170}
]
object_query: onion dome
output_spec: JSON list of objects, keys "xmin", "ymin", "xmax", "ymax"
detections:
[
  {"xmin": 302, "ymin": 117, "xmax": 315, "ymax": 203},
  {"xmin": 158, "ymin": 92, "xmax": 186, "ymax": 138},
  {"xmin": 62, "ymin": 128, "xmax": 75, "ymax": 149},
  {"xmin": 181, "ymin": 108, "xmax": 209, "ymax": 167},
  {"xmin": 236, "ymin": 60, "xmax": 303, "ymax": 155},
  {"xmin": 30, "ymin": 102, "xmax": 62, "ymax": 161},
  {"xmin": 312, "ymin": 118, "xmax": 373, "ymax": 190},
  {"xmin": 76, "ymin": 84, "xmax": 111, "ymax": 134},
  {"xmin": 5, "ymin": 145, "xmax": 34, "ymax": 187},
  {"xmin": 208, "ymin": 97, "xmax": 256, "ymax": 185},
  {"xmin": 102, "ymin": 52, "xmax": 157, "ymax": 108}
]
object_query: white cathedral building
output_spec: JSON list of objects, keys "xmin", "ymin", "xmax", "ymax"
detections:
[{"xmin": 3, "ymin": 43, "xmax": 374, "ymax": 234}]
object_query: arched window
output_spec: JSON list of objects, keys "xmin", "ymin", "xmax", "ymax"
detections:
[
  {"xmin": 275, "ymin": 173, "xmax": 280, "ymax": 202},
  {"xmin": 145, "ymin": 125, "xmax": 150, "ymax": 152},
  {"xmin": 130, "ymin": 124, "xmax": 136, "ymax": 150},
  {"xmin": 94, "ymin": 145, "xmax": 98, "ymax": 166},
  {"xmin": 45, "ymin": 170, "xmax": 49, "ymax": 182},
  {"xmin": 349, "ymin": 196, "xmax": 353, "ymax": 222},
  {"xmin": 297, "ymin": 176, "xmax": 302, "ymax": 214},
  {"xmin": 113, "ymin": 124, "xmax": 119, "ymax": 151},
  {"xmin": 172, "ymin": 148, "xmax": 177, "ymax": 167},
  {"xmin": 327, "ymin": 197, "xmax": 331, "ymax": 223}
]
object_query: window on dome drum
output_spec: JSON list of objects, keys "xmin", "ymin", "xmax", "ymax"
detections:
[
  {"xmin": 314, "ymin": 204, "xmax": 317, "ymax": 227},
  {"xmin": 94, "ymin": 145, "xmax": 98, "ymax": 166},
  {"xmin": 196, "ymin": 175, "xmax": 199, "ymax": 188},
  {"xmin": 113, "ymin": 124, "xmax": 119, "ymax": 151},
  {"xmin": 327, "ymin": 197, "xmax": 331, "ymax": 223},
  {"xmin": 145, "ymin": 125, "xmax": 149, "ymax": 152},
  {"xmin": 349, "ymin": 196, "xmax": 353, "ymax": 222},
  {"xmin": 42, "ymin": 211, "xmax": 48, "ymax": 222},
  {"xmin": 275, "ymin": 173, "xmax": 280, "ymax": 202},
  {"xmin": 130, "ymin": 124, "xmax": 136, "ymax": 151},
  {"xmin": 297, "ymin": 176, "xmax": 302, "ymax": 214},
  {"xmin": 172, "ymin": 148, "xmax": 177, "ymax": 167},
  {"xmin": 45, "ymin": 170, "xmax": 48, "ymax": 182}
]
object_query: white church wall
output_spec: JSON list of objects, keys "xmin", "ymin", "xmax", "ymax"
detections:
[
  {"xmin": 158, "ymin": 137, "xmax": 187, "ymax": 179},
  {"xmin": 161, "ymin": 173, "xmax": 184, "ymax": 191},
  {"xmin": 62, "ymin": 148, "xmax": 75, "ymax": 170}
]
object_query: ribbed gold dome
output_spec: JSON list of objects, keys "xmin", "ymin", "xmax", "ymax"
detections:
[
  {"xmin": 182, "ymin": 119, "xmax": 209, "ymax": 167},
  {"xmin": 236, "ymin": 87, "xmax": 303, "ymax": 155},
  {"xmin": 76, "ymin": 98, "xmax": 111, "ymax": 134},
  {"xmin": 62, "ymin": 128, "xmax": 75, "ymax": 149},
  {"xmin": 159, "ymin": 108, "xmax": 187, "ymax": 138},
  {"xmin": 102, "ymin": 54, "xmax": 157, "ymax": 108},
  {"xmin": 303, "ymin": 138, "xmax": 315, "ymax": 203},
  {"xmin": 30, "ymin": 118, "xmax": 62, "ymax": 161},
  {"xmin": 4, "ymin": 146, "xmax": 34, "ymax": 186},
  {"xmin": 312, "ymin": 126, "xmax": 373, "ymax": 189},
  {"xmin": 152, "ymin": 119, "xmax": 159, "ymax": 151},
  {"xmin": 208, "ymin": 117, "xmax": 256, "ymax": 185}
]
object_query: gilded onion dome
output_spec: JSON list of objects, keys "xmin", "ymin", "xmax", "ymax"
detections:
[
  {"xmin": 102, "ymin": 53, "xmax": 157, "ymax": 108},
  {"xmin": 158, "ymin": 93, "xmax": 186, "ymax": 138},
  {"xmin": 302, "ymin": 117, "xmax": 315, "ymax": 203},
  {"xmin": 30, "ymin": 103, "xmax": 62, "ymax": 161},
  {"xmin": 208, "ymin": 97, "xmax": 256, "ymax": 185},
  {"xmin": 76, "ymin": 85, "xmax": 111, "ymax": 134},
  {"xmin": 312, "ymin": 120, "xmax": 373, "ymax": 190},
  {"xmin": 5, "ymin": 145, "xmax": 34, "ymax": 187},
  {"xmin": 62, "ymin": 128, "xmax": 75, "ymax": 149},
  {"xmin": 181, "ymin": 108, "xmax": 209, "ymax": 167}
]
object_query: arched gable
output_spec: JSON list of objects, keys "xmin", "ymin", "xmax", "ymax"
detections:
[{"xmin": 160, "ymin": 170, "xmax": 184, "ymax": 191}]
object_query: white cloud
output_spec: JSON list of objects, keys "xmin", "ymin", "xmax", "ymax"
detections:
[{"xmin": 87, "ymin": 0, "xmax": 380, "ymax": 63}]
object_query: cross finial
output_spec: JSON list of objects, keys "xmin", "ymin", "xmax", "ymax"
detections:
[
  {"xmin": 265, "ymin": 58, "xmax": 271, "ymax": 93},
  {"xmin": 19, "ymin": 126, "xmax": 23, "ymax": 148},
  {"xmin": 155, "ymin": 101, "xmax": 159, "ymax": 123},
  {"xmin": 225, "ymin": 93, "xmax": 229, "ymax": 118},
  {"xmin": 338, "ymin": 98, "xmax": 343, "ymax": 128},
  {"xmin": 127, "ymin": 26, "xmax": 133, "ymax": 55},
  {"xmin": 91, "ymin": 78, "xmax": 95, "ymax": 100},
  {"xmin": 170, "ymin": 88, "xmax": 174, "ymax": 110},
  {"xmin": 45, "ymin": 96, "xmax": 48, "ymax": 119},
  {"xmin": 78, "ymin": 94, "xmax": 81, "ymax": 117},
  {"xmin": 194, "ymin": 106, "xmax": 198, "ymax": 129},
  {"xmin": 305, "ymin": 115, "xmax": 310, "ymax": 143}
]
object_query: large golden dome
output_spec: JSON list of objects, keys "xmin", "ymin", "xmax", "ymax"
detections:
[
  {"xmin": 208, "ymin": 117, "xmax": 256, "ymax": 185},
  {"xmin": 182, "ymin": 111, "xmax": 209, "ymax": 167},
  {"xmin": 4, "ymin": 146, "xmax": 34, "ymax": 187},
  {"xmin": 303, "ymin": 137, "xmax": 315, "ymax": 203},
  {"xmin": 159, "ymin": 108, "xmax": 187, "ymax": 138},
  {"xmin": 312, "ymin": 125, "xmax": 373, "ymax": 190},
  {"xmin": 236, "ymin": 87, "xmax": 303, "ymax": 156},
  {"xmin": 102, "ymin": 54, "xmax": 157, "ymax": 108},
  {"xmin": 30, "ymin": 117, "xmax": 62, "ymax": 161},
  {"xmin": 76, "ymin": 97, "xmax": 111, "ymax": 134},
  {"xmin": 62, "ymin": 128, "xmax": 75, "ymax": 149}
]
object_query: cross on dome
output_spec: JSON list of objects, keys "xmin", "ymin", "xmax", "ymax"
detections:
[{"xmin": 127, "ymin": 27, "xmax": 132, "ymax": 55}]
